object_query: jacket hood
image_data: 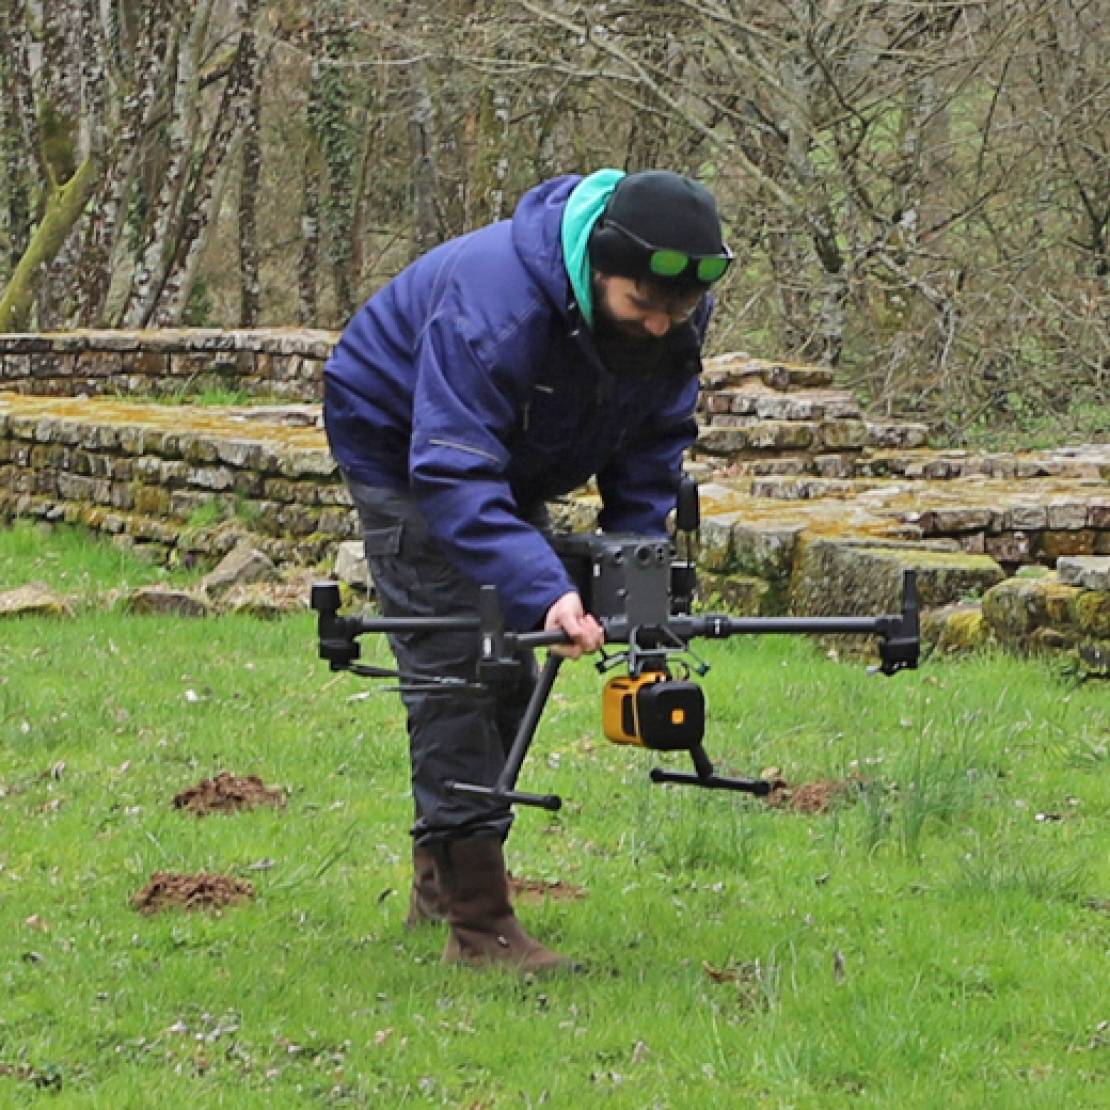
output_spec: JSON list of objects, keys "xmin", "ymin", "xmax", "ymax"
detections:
[{"xmin": 509, "ymin": 174, "xmax": 583, "ymax": 320}]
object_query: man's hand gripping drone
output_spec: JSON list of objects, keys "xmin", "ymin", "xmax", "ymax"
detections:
[{"xmin": 311, "ymin": 480, "xmax": 920, "ymax": 813}]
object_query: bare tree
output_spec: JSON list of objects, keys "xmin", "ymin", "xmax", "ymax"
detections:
[{"xmin": 0, "ymin": 0, "xmax": 264, "ymax": 331}]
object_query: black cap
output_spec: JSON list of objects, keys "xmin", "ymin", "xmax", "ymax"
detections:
[{"xmin": 589, "ymin": 170, "xmax": 724, "ymax": 285}]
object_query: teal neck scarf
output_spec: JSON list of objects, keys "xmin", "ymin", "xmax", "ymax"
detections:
[{"xmin": 560, "ymin": 168, "xmax": 625, "ymax": 329}]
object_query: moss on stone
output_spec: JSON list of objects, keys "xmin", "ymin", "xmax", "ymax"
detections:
[
  {"xmin": 791, "ymin": 538, "xmax": 1005, "ymax": 618},
  {"xmin": 923, "ymin": 605, "xmax": 989, "ymax": 655},
  {"xmin": 982, "ymin": 576, "xmax": 1085, "ymax": 643},
  {"xmin": 696, "ymin": 571, "xmax": 772, "ymax": 616},
  {"xmin": 1073, "ymin": 591, "xmax": 1110, "ymax": 638}
]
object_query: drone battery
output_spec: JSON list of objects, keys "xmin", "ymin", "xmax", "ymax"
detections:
[{"xmin": 603, "ymin": 673, "xmax": 704, "ymax": 750}]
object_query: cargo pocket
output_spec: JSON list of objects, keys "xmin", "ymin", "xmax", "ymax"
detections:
[{"xmin": 362, "ymin": 522, "xmax": 403, "ymax": 559}]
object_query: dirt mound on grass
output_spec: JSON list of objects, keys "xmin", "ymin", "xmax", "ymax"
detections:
[
  {"xmin": 765, "ymin": 778, "xmax": 862, "ymax": 814},
  {"xmin": 173, "ymin": 772, "xmax": 286, "ymax": 816},
  {"xmin": 508, "ymin": 873, "xmax": 587, "ymax": 903},
  {"xmin": 131, "ymin": 871, "xmax": 255, "ymax": 915}
]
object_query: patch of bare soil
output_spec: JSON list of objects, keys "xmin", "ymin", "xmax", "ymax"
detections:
[
  {"xmin": 131, "ymin": 871, "xmax": 255, "ymax": 915},
  {"xmin": 507, "ymin": 873, "xmax": 587, "ymax": 903},
  {"xmin": 173, "ymin": 771, "xmax": 286, "ymax": 816},
  {"xmin": 765, "ymin": 778, "xmax": 863, "ymax": 814}
]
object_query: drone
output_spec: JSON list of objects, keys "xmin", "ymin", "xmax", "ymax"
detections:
[{"xmin": 311, "ymin": 479, "xmax": 919, "ymax": 813}]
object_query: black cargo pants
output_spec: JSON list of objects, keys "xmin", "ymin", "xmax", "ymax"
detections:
[{"xmin": 345, "ymin": 478, "xmax": 541, "ymax": 845}]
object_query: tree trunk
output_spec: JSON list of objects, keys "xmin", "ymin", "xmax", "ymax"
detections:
[
  {"xmin": 37, "ymin": 0, "xmax": 86, "ymax": 327},
  {"xmin": 121, "ymin": 1, "xmax": 214, "ymax": 326},
  {"xmin": 75, "ymin": 2, "xmax": 170, "ymax": 325},
  {"xmin": 0, "ymin": 3, "xmax": 32, "ymax": 281},
  {"xmin": 152, "ymin": 0, "xmax": 260, "ymax": 326},
  {"xmin": 238, "ymin": 74, "xmax": 262, "ymax": 326},
  {"xmin": 297, "ymin": 148, "xmax": 322, "ymax": 325},
  {"xmin": 408, "ymin": 63, "xmax": 442, "ymax": 259},
  {"xmin": 0, "ymin": 157, "xmax": 100, "ymax": 331}
]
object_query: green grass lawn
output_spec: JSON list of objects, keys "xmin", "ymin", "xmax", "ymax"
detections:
[{"xmin": 1, "ymin": 524, "xmax": 1108, "ymax": 1107}]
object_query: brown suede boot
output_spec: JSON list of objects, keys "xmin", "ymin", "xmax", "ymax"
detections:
[
  {"xmin": 433, "ymin": 836, "xmax": 572, "ymax": 973},
  {"xmin": 405, "ymin": 842, "xmax": 446, "ymax": 928}
]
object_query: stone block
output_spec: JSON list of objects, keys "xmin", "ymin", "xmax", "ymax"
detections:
[
  {"xmin": 864, "ymin": 422, "xmax": 929, "ymax": 449},
  {"xmin": 169, "ymin": 490, "xmax": 211, "ymax": 518},
  {"xmin": 276, "ymin": 449, "xmax": 338, "ymax": 479},
  {"xmin": 190, "ymin": 465, "xmax": 235, "ymax": 492},
  {"xmin": 317, "ymin": 483, "xmax": 353, "ymax": 507},
  {"xmin": 200, "ymin": 542, "xmax": 277, "ymax": 594},
  {"xmin": 985, "ymin": 532, "xmax": 1032, "ymax": 562},
  {"xmin": 756, "ymin": 396, "xmax": 826, "ymax": 421},
  {"xmin": 110, "ymin": 483, "xmax": 135, "ymax": 510},
  {"xmin": 791, "ymin": 539, "xmax": 1005, "ymax": 618},
  {"xmin": 56, "ymin": 472, "xmax": 97, "ymax": 501},
  {"xmin": 812, "ymin": 454, "xmax": 855, "ymax": 479},
  {"xmin": 231, "ymin": 471, "xmax": 264, "ymax": 498},
  {"xmin": 921, "ymin": 603, "xmax": 989, "ymax": 655},
  {"xmin": 1073, "ymin": 591, "xmax": 1110, "ymax": 638},
  {"xmin": 85, "ymin": 424, "xmax": 120, "ymax": 450},
  {"xmin": 747, "ymin": 421, "xmax": 816, "ymax": 449},
  {"xmin": 118, "ymin": 426, "xmax": 150, "ymax": 454},
  {"xmin": 694, "ymin": 571, "xmax": 772, "ymax": 616},
  {"xmin": 215, "ymin": 438, "xmax": 264, "ymax": 469},
  {"xmin": 819, "ymin": 420, "xmax": 867, "ymax": 449},
  {"xmin": 122, "ymin": 350, "xmax": 169, "ymax": 375},
  {"xmin": 275, "ymin": 503, "xmax": 319, "ymax": 536},
  {"xmin": 76, "ymin": 351, "xmax": 122, "ymax": 377},
  {"xmin": 729, "ymin": 521, "xmax": 805, "ymax": 585},
  {"xmin": 1046, "ymin": 501, "xmax": 1091, "ymax": 530},
  {"xmin": 920, "ymin": 507, "xmax": 994, "ymax": 534},
  {"xmin": 729, "ymin": 394, "xmax": 760, "ymax": 415},
  {"xmin": 696, "ymin": 426, "xmax": 750, "ymax": 455},
  {"xmin": 29, "ymin": 444, "xmax": 63, "ymax": 468},
  {"xmin": 123, "ymin": 586, "xmax": 210, "ymax": 617},
  {"xmin": 0, "ymin": 583, "xmax": 74, "ymax": 619},
  {"xmin": 317, "ymin": 507, "xmax": 360, "ymax": 538},
  {"xmin": 33, "ymin": 470, "xmax": 58, "ymax": 495},
  {"xmin": 1037, "ymin": 530, "xmax": 1099, "ymax": 560},
  {"xmin": 1007, "ymin": 503, "xmax": 1049, "ymax": 530},
  {"xmin": 179, "ymin": 435, "xmax": 220, "ymax": 464},
  {"xmin": 2, "ymin": 354, "xmax": 31, "ymax": 380},
  {"xmin": 30, "ymin": 352, "xmax": 72, "ymax": 378},
  {"xmin": 1057, "ymin": 556, "xmax": 1110, "ymax": 591},
  {"xmin": 134, "ymin": 486, "xmax": 171, "ymax": 515},
  {"xmin": 334, "ymin": 540, "xmax": 369, "ymax": 588},
  {"xmin": 981, "ymin": 576, "xmax": 1081, "ymax": 642}
]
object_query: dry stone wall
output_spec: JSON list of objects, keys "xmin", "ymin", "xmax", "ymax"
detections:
[
  {"xmin": 0, "ymin": 329, "xmax": 334, "ymax": 402},
  {"xmin": 1, "ymin": 329, "xmax": 1107, "ymax": 672},
  {"xmin": 0, "ymin": 394, "xmax": 356, "ymax": 567}
]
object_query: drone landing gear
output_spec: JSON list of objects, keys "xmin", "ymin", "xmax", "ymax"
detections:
[
  {"xmin": 649, "ymin": 743, "xmax": 772, "ymax": 797},
  {"xmin": 446, "ymin": 652, "xmax": 773, "ymax": 812},
  {"xmin": 446, "ymin": 653, "xmax": 567, "ymax": 813}
]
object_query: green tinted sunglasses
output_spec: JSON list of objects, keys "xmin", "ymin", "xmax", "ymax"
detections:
[{"xmin": 607, "ymin": 219, "xmax": 733, "ymax": 283}]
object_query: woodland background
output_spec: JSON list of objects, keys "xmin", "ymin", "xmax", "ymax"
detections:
[{"xmin": 1, "ymin": 1, "xmax": 1107, "ymax": 441}]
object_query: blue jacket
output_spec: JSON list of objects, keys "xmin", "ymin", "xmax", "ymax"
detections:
[{"xmin": 324, "ymin": 175, "xmax": 707, "ymax": 630}]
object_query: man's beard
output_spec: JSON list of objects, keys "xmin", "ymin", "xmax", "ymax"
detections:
[{"xmin": 592, "ymin": 294, "xmax": 668, "ymax": 377}]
